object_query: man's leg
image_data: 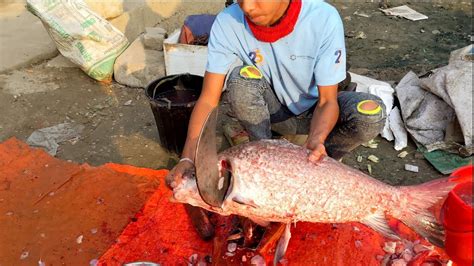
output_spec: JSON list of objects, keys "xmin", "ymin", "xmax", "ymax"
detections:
[
  {"xmin": 184, "ymin": 204, "xmax": 215, "ymax": 240},
  {"xmin": 226, "ymin": 65, "xmax": 295, "ymax": 140},
  {"xmin": 226, "ymin": 66, "xmax": 385, "ymax": 159},
  {"xmin": 325, "ymin": 91, "xmax": 386, "ymax": 160}
]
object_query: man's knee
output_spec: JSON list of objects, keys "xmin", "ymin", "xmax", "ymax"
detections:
[
  {"xmin": 226, "ymin": 65, "xmax": 266, "ymax": 107},
  {"xmin": 227, "ymin": 65, "xmax": 265, "ymax": 90},
  {"xmin": 326, "ymin": 95, "xmax": 385, "ymax": 158},
  {"xmin": 353, "ymin": 97, "xmax": 386, "ymax": 137},
  {"xmin": 340, "ymin": 93, "xmax": 386, "ymax": 137},
  {"xmin": 356, "ymin": 99, "xmax": 385, "ymax": 122}
]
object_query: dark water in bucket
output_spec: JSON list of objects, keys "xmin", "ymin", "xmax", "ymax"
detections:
[
  {"xmin": 145, "ymin": 74, "xmax": 203, "ymax": 154},
  {"xmin": 156, "ymin": 90, "xmax": 199, "ymax": 105}
]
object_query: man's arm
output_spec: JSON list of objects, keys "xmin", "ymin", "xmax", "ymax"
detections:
[
  {"xmin": 181, "ymin": 71, "xmax": 226, "ymax": 159},
  {"xmin": 305, "ymin": 85, "xmax": 339, "ymax": 162},
  {"xmin": 166, "ymin": 71, "xmax": 226, "ymax": 188}
]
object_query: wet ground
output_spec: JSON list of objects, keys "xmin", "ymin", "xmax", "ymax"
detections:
[{"xmin": 1, "ymin": 2, "xmax": 472, "ymax": 184}]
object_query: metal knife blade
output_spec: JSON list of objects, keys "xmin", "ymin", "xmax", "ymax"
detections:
[{"xmin": 194, "ymin": 107, "xmax": 230, "ymax": 208}]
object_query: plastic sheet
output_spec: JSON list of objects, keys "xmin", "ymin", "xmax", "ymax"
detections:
[{"xmin": 0, "ymin": 138, "xmax": 165, "ymax": 265}]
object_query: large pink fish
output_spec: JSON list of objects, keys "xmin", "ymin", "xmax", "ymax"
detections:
[{"xmin": 171, "ymin": 139, "xmax": 454, "ymax": 263}]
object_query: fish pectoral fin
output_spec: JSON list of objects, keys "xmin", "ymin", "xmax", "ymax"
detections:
[
  {"xmin": 273, "ymin": 223, "xmax": 292, "ymax": 266},
  {"xmin": 249, "ymin": 218, "xmax": 270, "ymax": 227},
  {"xmin": 361, "ymin": 212, "xmax": 400, "ymax": 240},
  {"xmin": 232, "ymin": 195, "xmax": 259, "ymax": 208}
]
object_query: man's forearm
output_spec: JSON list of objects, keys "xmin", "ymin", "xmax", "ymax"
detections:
[
  {"xmin": 180, "ymin": 71, "xmax": 225, "ymax": 159},
  {"xmin": 181, "ymin": 101, "xmax": 217, "ymax": 159},
  {"xmin": 307, "ymin": 100, "xmax": 339, "ymax": 147}
]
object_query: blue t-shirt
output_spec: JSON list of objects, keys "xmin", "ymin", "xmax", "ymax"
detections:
[{"xmin": 206, "ymin": 0, "xmax": 346, "ymax": 115}]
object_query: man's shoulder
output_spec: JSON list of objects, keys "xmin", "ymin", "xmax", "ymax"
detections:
[
  {"xmin": 215, "ymin": 3, "xmax": 244, "ymax": 24},
  {"xmin": 300, "ymin": 0, "xmax": 342, "ymax": 33},
  {"xmin": 302, "ymin": 0, "xmax": 341, "ymax": 21}
]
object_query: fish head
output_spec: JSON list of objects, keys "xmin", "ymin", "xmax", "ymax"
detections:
[
  {"xmin": 171, "ymin": 158, "xmax": 233, "ymax": 213},
  {"xmin": 171, "ymin": 172, "xmax": 209, "ymax": 210}
]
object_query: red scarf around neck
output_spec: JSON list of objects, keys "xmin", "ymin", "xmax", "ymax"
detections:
[{"xmin": 245, "ymin": 0, "xmax": 302, "ymax": 43}]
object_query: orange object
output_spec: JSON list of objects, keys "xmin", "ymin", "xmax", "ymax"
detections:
[
  {"xmin": 445, "ymin": 229, "xmax": 473, "ymax": 266},
  {"xmin": 0, "ymin": 138, "xmax": 166, "ymax": 265},
  {"xmin": 441, "ymin": 165, "xmax": 473, "ymax": 266}
]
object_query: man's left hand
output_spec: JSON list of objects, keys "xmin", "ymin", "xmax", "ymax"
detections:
[{"xmin": 305, "ymin": 141, "xmax": 327, "ymax": 163}]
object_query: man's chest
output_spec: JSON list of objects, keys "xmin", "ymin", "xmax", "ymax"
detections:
[{"xmin": 237, "ymin": 29, "xmax": 320, "ymax": 80}]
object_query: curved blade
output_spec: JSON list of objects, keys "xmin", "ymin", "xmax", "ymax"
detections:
[{"xmin": 194, "ymin": 107, "xmax": 229, "ymax": 207}]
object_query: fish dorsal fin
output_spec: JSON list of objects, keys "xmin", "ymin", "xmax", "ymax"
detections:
[
  {"xmin": 361, "ymin": 212, "xmax": 400, "ymax": 240},
  {"xmin": 273, "ymin": 223, "xmax": 292, "ymax": 266}
]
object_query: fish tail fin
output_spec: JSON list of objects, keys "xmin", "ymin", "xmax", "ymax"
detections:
[{"xmin": 396, "ymin": 177, "xmax": 456, "ymax": 247}]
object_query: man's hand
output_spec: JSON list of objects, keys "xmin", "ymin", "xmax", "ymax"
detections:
[
  {"xmin": 305, "ymin": 84, "xmax": 339, "ymax": 162},
  {"xmin": 305, "ymin": 140, "xmax": 327, "ymax": 162},
  {"xmin": 165, "ymin": 159, "xmax": 195, "ymax": 189}
]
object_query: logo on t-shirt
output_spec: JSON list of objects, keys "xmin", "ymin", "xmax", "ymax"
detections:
[
  {"xmin": 334, "ymin": 49, "xmax": 343, "ymax": 64},
  {"xmin": 249, "ymin": 49, "xmax": 264, "ymax": 65}
]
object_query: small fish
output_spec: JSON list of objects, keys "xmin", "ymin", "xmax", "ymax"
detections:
[
  {"xmin": 368, "ymin": 155, "xmax": 379, "ymax": 163},
  {"xmin": 362, "ymin": 139, "xmax": 378, "ymax": 149},
  {"xmin": 398, "ymin": 151, "xmax": 409, "ymax": 158}
]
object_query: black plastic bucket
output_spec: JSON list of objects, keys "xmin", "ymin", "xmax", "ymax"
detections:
[{"xmin": 145, "ymin": 74, "xmax": 203, "ymax": 154}]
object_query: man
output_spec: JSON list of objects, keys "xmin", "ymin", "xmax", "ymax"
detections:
[{"xmin": 167, "ymin": 0, "xmax": 386, "ymax": 240}]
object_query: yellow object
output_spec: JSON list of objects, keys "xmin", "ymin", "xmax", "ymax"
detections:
[
  {"xmin": 239, "ymin": 66, "xmax": 262, "ymax": 79},
  {"xmin": 357, "ymin": 100, "xmax": 382, "ymax": 115}
]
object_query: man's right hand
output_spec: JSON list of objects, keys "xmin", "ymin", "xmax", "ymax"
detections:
[
  {"xmin": 165, "ymin": 159, "xmax": 195, "ymax": 189},
  {"xmin": 166, "ymin": 159, "xmax": 216, "ymax": 241}
]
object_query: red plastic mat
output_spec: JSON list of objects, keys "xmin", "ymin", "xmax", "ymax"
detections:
[{"xmin": 0, "ymin": 138, "xmax": 166, "ymax": 265}]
